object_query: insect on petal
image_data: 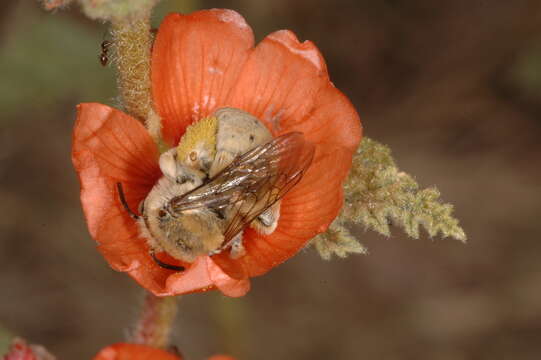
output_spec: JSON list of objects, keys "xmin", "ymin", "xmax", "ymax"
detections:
[
  {"xmin": 74, "ymin": 9, "xmax": 362, "ymax": 296},
  {"xmin": 209, "ymin": 37, "xmax": 361, "ymax": 278}
]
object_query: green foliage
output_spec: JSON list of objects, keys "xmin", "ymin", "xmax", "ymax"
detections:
[
  {"xmin": 40, "ymin": 0, "xmax": 73, "ymax": 10},
  {"xmin": 0, "ymin": 2, "xmax": 115, "ymax": 123},
  {"xmin": 0, "ymin": 325, "xmax": 13, "ymax": 357},
  {"xmin": 312, "ymin": 222, "xmax": 367, "ymax": 261},
  {"xmin": 313, "ymin": 137, "xmax": 466, "ymax": 260},
  {"xmin": 79, "ymin": 0, "xmax": 160, "ymax": 21}
]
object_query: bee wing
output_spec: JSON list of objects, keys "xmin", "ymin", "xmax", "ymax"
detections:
[{"xmin": 169, "ymin": 132, "xmax": 315, "ymax": 243}]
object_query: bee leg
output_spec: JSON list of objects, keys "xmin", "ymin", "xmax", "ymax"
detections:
[
  {"xmin": 208, "ymin": 248, "xmax": 223, "ymax": 256},
  {"xmin": 116, "ymin": 182, "xmax": 140, "ymax": 220},
  {"xmin": 229, "ymin": 233, "xmax": 246, "ymax": 260},
  {"xmin": 158, "ymin": 148, "xmax": 178, "ymax": 179},
  {"xmin": 250, "ymin": 201, "xmax": 281, "ymax": 235},
  {"xmin": 258, "ymin": 207, "xmax": 275, "ymax": 226},
  {"xmin": 150, "ymin": 251, "xmax": 185, "ymax": 271}
]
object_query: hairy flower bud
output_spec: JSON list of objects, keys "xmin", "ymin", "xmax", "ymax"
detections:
[{"xmin": 3, "ymin": 338, "xmax": 55, "ymax": 360}]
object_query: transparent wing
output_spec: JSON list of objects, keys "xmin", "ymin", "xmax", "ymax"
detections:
[{"xmin": 169, "ymin": 132, "xmax": 315, "ymax": 243}]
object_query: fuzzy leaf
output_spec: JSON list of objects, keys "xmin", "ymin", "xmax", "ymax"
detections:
[
  {"xmin": 312, "ymin": 222, "xmax": 367, "ymax": 261},
  {"xmin": 312, "ymin": 137, "xmax": 466, "ymax": 260},
  {"xmin": 342, "ymin": 137, "xmax": 466, "ymax": 242}
]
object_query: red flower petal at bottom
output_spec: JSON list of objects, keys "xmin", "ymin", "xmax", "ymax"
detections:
[
  {"xmin": 3, "ymin": 338, "xmax": 54, "ymax": 360},
  {"xmin": 93, "ymin": 343, "xmax": 181, "ymax": 360},
  {"xmin": 165, "ymin": 257, "xmax": 250, "ymax": 297},
  {"xmin": 93, "ymin": 344, "xmax": 238, "ymax": 360}
]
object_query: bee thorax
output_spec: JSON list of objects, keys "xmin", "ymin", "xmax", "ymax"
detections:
[
  {"xmin": 214, "ymin": 107, "xmax": 272, "ymax": 156},
  {"xmin": 209, "ymin": 108, "xmax": 273, "ymax": 178}
]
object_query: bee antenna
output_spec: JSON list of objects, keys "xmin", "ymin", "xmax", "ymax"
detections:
[
  {"xmin": 150, "ymin": 252, "xmax": 185, "ymax": 272},
  {"xmin": 116, "ymin": 182, "xmax": 140, "ymax": 220}
]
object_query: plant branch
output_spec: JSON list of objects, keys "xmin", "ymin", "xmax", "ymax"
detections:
[
  {"xmin": 313, "ymin": 137, "xmax": 466, "ymax": 260},
  {"xmin": 110, "ymin": 18, "xmax": 153, "ymax": 121},
  {"xmin": 131, "ymin": 293, "xmax": 179, "ymax": 349}
]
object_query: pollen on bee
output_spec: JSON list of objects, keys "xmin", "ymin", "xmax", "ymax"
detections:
[{"xmin": 176, "ymin": 115, "xmax": 218, "ymax": 161}]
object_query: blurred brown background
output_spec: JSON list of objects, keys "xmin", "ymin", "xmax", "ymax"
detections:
[{"xmin": 2, "ymin": 0, "xmax": 541, "ymax": 359}]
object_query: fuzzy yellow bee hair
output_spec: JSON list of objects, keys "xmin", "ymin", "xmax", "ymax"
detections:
[{"xmin": 176, "ymin": 115, "xmax": 218, "ymax": 161}]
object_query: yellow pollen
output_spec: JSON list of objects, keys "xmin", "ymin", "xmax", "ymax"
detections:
[{"xmin": 176, "ymin": 116, "xmax": 218, "ymax": 161}]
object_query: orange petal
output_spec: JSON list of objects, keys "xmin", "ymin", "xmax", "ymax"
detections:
[
  {"xmin": 152, "ymin": 10, "xmax": 254, "ymax": 146},
  {"xmin": 165, "ymin": 256, "xmax": 214, "ymax": 295},
  {"xmin": 237, "ymin": 149, "xmax": 347, "ymax": 277},
  {"xmin": 72, "ymin": 104, "xmax": 229, "ymax": 296},
  {"xmin": 228, "ymin": 30, "xmax": 329, "ymax": 136},
  {"xmin": 72, "ymin": 103, "xmax": 160, "ymax": 270},
  {"xmin": 93, "ymin": 343, "xmax": 181, "ymax": 360},
  {"xmin": 207, "ymin": 257, "xmax": 250, "ymax": 297},
  {"xmin": 282, "ymin": 82, "xmax": 362, "ymax": 153},
  {"xmin": 164, "ymin": 257, "xmax": 250, "ymax": 297}
]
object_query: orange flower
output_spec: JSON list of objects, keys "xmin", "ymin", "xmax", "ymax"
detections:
[
  {"xmin": 72, "ymin": 9, "xmax": 361, "ymax": 297},
  {"xmin": 92, "ymin": 343, "xmax": 235, "ymax": 360},
  {"xmin": 3, "ymin": 340, "xmax": 36, "ymax": 360},
  {"xmin": 93, "ymin": 343, "xmax": 180, "ymax": 360},
  {"xmin": 3, "ymin": 338, "xmax": 54, "ymax": 360}
]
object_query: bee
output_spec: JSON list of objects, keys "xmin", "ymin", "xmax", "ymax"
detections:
[
  {"xmin": 99, "ymin": 40, "xmax": 111, "ymax": 66},
  {"xmin": 118, "ymin": 108, "xmax": 315, "ymax": 270}
]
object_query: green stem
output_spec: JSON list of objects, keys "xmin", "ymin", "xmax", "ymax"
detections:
[{"xmin": 131, "ymin": 293, "xmax": 179, "ymax": 349}]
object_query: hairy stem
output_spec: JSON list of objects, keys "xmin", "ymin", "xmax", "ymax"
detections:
[
  {"xmin": 111, "ymin": 16, "xmax": 160, "ymax": 136},
  {"xmin": 131, "ymin": 293, "xmax": 179, "ymax": 349}
]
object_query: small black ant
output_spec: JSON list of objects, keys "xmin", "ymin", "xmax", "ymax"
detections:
[{"xmin": 99, "ymin": 40, "xmax": 111, "ymax": 66}]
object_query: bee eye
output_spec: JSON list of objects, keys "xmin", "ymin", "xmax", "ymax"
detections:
[
  {"xmin": 189, "ymin": 151, "xmax": 198, "ymax": 162},
  {"xmin": 158, "ymin": 209, "xmax": 167, "ymax": 218}
]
